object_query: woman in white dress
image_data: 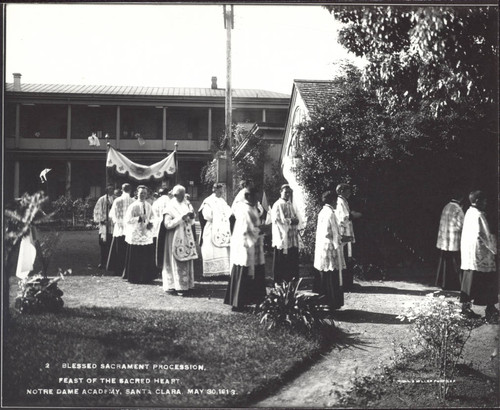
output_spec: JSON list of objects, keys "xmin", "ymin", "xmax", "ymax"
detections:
[{"xmin": 198, "ymin": 183, "xmax": 231, "ymax": 277}]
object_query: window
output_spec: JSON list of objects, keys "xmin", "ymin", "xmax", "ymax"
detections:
[{"xmin": 89, "ymin": 186, "xmax": 101, "ymax": 198}]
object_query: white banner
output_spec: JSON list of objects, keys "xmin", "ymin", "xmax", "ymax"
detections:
[{"xmin": 106, "ymin": 146, "xmax": 176, "ymax": 181}]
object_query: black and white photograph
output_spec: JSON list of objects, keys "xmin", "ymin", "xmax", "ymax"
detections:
[{"xmin": 2, "ymin": 1, "xmax": 498, "ymax": 408}]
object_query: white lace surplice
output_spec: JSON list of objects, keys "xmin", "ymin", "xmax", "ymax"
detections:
[
  {"xmin": 124, "ymin": 200, "xmax": 154, "ymax": 245},
  {"xmin": 314, "ymin": 204, "xmax": 345, "ymax": 284},
  {"xmin": 93, "ymin": 194, "xmax": 114, "ymax": 240},
  {"xmin": 199, "ymin": 194, "xmax": 231, "ymax": 276},
  {"xmin": 460, "ymin": 206, "xmax": 496, "ymax": 272},
  {"xmin": 230, "ymin": 202, "xmax": 264, "ymax": 278},
  {"xmin": 109, "ymin": 193, "xmax": 134, "ymax": 237}
]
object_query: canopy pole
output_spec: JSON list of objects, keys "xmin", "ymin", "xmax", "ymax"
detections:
[
  {"xmin": 174, "ymin": 141, "xmax": 178, "ymax": 185},
  {"xmin": 105, "ymin": 135, "xmax": 111, "ymax": 240}
]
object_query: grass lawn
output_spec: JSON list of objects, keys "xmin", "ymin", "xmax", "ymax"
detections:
[{"xmin": 3, "ymin": 306, "xmax": 331, "ymax": 408}]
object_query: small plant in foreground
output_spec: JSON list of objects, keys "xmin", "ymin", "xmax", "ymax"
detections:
[
  {"xmin": 256, "ymin": 278, "xmax": 334, "ymax": 334},
  {"xmin": 15, "ymin": 268, "xmax": 71, "ymax": 314},
  {"xmin": 397, "ymin": 291, "xmax": 480, "ymax": 399}
]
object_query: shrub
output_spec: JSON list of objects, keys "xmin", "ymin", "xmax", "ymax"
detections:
[
  {"xmin": 351, "ymin": 258, "xmax": 387, "ymax": 281},
  {"xmin": 4, "ymin": 192, "xmax": 50, "ymax": 265},
  {"xmin": 397, "ymin": 291, "xmax": 480, "ymax": 399},
  {"xmin": 256, "ymin": 279, "xmax": 334, "ymax": 334},
  {"xmin": 14, "ymin": 269, "xmax": 70, "ymax": 314}
]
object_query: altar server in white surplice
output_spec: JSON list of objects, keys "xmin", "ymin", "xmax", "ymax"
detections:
[
  {"xmin": 198, "ymin": 183, "xmax": 231, "ymax": 277},
  {"xmin": 271, "ymin": 184, "xmax": 300, "ymax": 284},
  {"xmin": 314, "ymin": 190, "xmax": 347, "ymax": 310},
  {"xmin": 122, "ymin": 186, "xmax": 156, "ymax": 284}
]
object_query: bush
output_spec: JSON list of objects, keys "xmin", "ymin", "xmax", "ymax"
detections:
[
  {"xmin": 4, "ymin": 192, "xmax": 50, "ymax": 265},
  {"xmin": 351, "ymin": 258, "xmax": 387, "ymax": 281},
  {"xmin": 256, "ymin": 279, "xmax": 334, "ymax": 334},
  {"xmin": 397, "ymin": 292, "xmax": 480, "ymax": 399},
  {"xmin": 14, "ymin": 269, "xmax": 71, "ymax": 314}
]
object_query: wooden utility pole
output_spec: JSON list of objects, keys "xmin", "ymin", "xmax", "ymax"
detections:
[{"xmin": 223, "ymin": 4, "xmax": 234, "ymax": 203}]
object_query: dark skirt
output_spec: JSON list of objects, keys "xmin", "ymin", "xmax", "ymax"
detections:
[
  {"xmin": 224, "ymin": 264, "xmax": 266, "ymax": 308},
  {"xmin": 313, "ymin": 269, "xmax": 344, "ymax": 310},
  {"xmin": 460, "ymin": 270, "xmax": 498, "ymax": 306},
  {"xmin": 99, "ymin": 233, "xmax": 113, "ymax": 266},
  {"xmin": 435, "ymin": 250, "xmax": 462, "ymax": 291},
  {"xmin": 106, "ymin": 235, "xmax": 127, "ymax": 276},
  {"xmin": 122, "ymin": 243, "xmax": 156, "ymax": 284},
  {"xmin": 272, "ymin": 247, "xmax": 299, "ymax": 284}
]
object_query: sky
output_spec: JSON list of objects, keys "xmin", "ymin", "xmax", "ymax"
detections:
[{"xmin": 5, "ymin": 3, "xmax": 365, "ymax": 95}]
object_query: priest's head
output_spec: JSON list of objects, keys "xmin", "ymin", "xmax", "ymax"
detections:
[{"xmin": 137, "ymin": 185, "xmax": 148, "ymax": 201}]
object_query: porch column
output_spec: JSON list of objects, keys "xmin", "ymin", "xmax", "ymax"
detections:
[
  {"xmin": 208, "ymin": 108, "xmax": 212, "ymax": 149},
  {"xmin": 262, "ymin": 109, "xmax": 266, "ymax": 123},
  {"xmin": 162, "ymin": 107, "xmax": 167, "ymax": 150},
  {"xmin": 66, "ymin": 105, "xmax": 72, "ymax": 149},
  {"xmin": 116, "ymin": 106, "xmax": 121, "ymax": 150},
  {"xmin": 15, "ymin": 103, "xmax": 20, "ymax": 148},
  {"xmin": 14, "ymin": 160, "xmax": 20, "ymax": 198},
  {"xmin": 65, "ymin": 161, "xmax": 72, "ymax": 197}
]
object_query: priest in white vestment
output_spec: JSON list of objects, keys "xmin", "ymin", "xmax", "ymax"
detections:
[
  {"xmin": 122, "ymin": 186, "xmax": 156, "ymax": 284},
  {"xmin": 225, "ymin": 187, "xmax": 266, "ymax": 311},
  {"xmin": 435, "ymin": 194, "xmax": 464, "ymax": 290},
  {"xmin": 314, "ymin": 190, "xmax": 347, "ymax": 310},
  {"xmin": 460, "ymin": 190, "xmax": 498, "ymax": 322},
  {"xmin": 159, "ymin": 185, "xmax": 198, "ymax": 296},
  {"xmin": 271, "ymin": 184, "xmax": 300, "ymax": 284},
  {"xmin": 198, "ymin": 183, "xmax": 231, "ymax": 277}
]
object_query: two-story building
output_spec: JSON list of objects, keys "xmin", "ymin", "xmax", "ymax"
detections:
[{"xmin": 4, "ymin": 74, "xmax": 289, "ymax": 209}]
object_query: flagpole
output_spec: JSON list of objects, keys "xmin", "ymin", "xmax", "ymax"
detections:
[{"xmin": 174, "ymin": 141, "xmax": 178, "ymax": 185}]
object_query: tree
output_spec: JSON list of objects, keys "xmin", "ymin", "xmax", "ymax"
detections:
[
  {"xmin": 293, "ymin": 65, "xmax": 467, "ymax": 264},
  {"xmin": 327, "ymin": 6, "xmax": 498, "ymax": 117},
  {"xmin": 326, "ymin": 6, "xmax": 498, "ymax": 233},
  {"xmin": 201, "ymin": 124, "xmax": 268, "ymax": 194}
]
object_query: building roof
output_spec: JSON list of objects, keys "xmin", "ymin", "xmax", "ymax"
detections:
[
  {"xmin": 5, "ymin": 83, "xmax": 290, "ymax": 99},
  {"xmin": 294, "ymin": 80, "xmax": 341, "ymax": 114}
]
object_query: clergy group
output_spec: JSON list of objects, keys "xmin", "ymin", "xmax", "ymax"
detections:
[{"xmin": 93, "ymin": 181, "xmax": 362, "ymax": 312}]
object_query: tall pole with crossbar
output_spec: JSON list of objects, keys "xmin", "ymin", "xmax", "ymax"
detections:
[{"xmin": 223, "ymin": 5, "xmax": 234, "ymax": 203}]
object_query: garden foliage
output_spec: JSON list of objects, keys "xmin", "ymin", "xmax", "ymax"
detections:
[
  {"xmin": 50, "ymin": 195, "xmax": 96, "ymax": 227},
  {"xmin": 327, "ymin": 5, "xmax": 498, "ymax": 227},
  {"xmin": 4, "ymin": 192, "xmax": 49, "ymax": 263},
  {"xmin": 256, "ymin": 279, "xmax": 334, "ymax": 334},
  {"xmin": 398, "ymin": 292, "xmax": 479, "ymax": 399},
  {"xmin": 15, "ymin": 270, "xmax": 68, "ymax": 314},
  {"xmin": 327, "ymin": 6, "xmax": 498, "ymax": 116},
  {"xmin": 293, "ymin": 64, "xmax": 430, "ymax": 260}
]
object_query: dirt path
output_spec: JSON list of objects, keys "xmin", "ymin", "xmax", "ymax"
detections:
[{"xmin": 255, "ymin": 281, "xmax": 437, "ymax": 407}]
